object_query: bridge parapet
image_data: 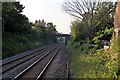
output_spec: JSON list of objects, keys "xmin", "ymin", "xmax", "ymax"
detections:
[{"xmin": 55, "ymin": 34, "xmax": 70, "ymax": 44}]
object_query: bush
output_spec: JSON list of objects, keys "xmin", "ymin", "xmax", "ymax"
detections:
[
  {"xmin": 68, "ymin": 40, "xmax": 119, "ymax": 78},
  {"xmin": 94, "ymin": 49, "xmax": 118, "ymax": 78}
]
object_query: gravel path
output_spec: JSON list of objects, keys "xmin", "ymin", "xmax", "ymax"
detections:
[{"xmin": 43, "ymin": 43, "xmax": 68, "ymax": 79}]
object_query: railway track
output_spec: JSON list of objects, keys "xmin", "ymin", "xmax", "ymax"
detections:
[
  {"xmin": 1, "ymin": 44, "xmax": 54, "ymax": 65},
  {"xmin": 1, "ymin": 43, "xmax": 62, "ymax": 79},
  {"xmin": 13, "ymin": 45, "xmax": 62, "ymax": 80},
  {"xmin": 1, "ymin": 44, "xmax": 56, "ymax": 74}
]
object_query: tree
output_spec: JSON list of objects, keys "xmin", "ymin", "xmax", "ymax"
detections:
[
  {"xmin": 33, "ymin": 20, "xmax": 58, "ymax": 43},
  {"xmin": 70, "ymin": 20, "xmax": 87, "ymax": 41},
  {"xmin": 63, "ymin": 0, "xmax": 117, "ymax": 43},
  {"xmin": 46, "ymin": 22, "xmax": 58, "ymax": 42},
  {"xmin": 63, "ymin": 0, "xmax": 98, "ymax": 41},
  {"xmin": 2, "ymin": 2, "xmax": 31, "ymax": 34},
  {"xmin": 93, "ymin": 2, "xmax": 117, "ymax": 40}
]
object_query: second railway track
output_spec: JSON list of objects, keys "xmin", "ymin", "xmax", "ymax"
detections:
[
  {"xmin": 1, "ymin": 43, "xmax": 62, "ymax": 79},
  {"xmin": 1, "ymin": 44, "xmax": 57, "ymax": 74},
  {"xmin": 13, "ymin": 44, "xmax": 62, "ymax": 80}
]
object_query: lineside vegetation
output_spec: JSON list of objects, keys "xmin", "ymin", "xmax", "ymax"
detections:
[
  {"xmin": 2, "ymin": 2, "xmax": 58, "ymax": 59},
  {"xmin": 63, "ymin": 0, "xmax": 119, "ymax": 78}
]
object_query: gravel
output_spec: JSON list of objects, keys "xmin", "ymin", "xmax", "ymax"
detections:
[
  {"xmin": 1, "ymin": 46, "xmax": 47, "ymax": 65},
  {"xmin": 2, "ymin": 45, "xmax": 57, "ymax": 79},
  {"xmin": 43, "ymin": 43, "xmax": 68, "ymax": 79}
]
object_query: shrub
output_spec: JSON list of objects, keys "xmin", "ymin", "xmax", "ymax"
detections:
[{"xmin": 94, "ymin": 49, "xmax": 118, "ymax": 78}]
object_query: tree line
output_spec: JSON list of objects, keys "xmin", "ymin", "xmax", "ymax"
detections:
[{"xmin": 2, "ymin": 2, "xmax": 58, "ymax": 58}]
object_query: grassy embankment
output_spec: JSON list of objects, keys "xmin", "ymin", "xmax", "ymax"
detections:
[
  {"xmin": 2, "ymin": 33, "xmax": 51, "ymax": 59},
  {"xmin": 68, "ymin": 40, "xmax": 119, "ymax": 78}
]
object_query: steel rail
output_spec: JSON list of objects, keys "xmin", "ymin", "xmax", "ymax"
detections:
[
  {"xmin": 1, "ymin": 44, "xmax": 55, "ymax": 66},
  {"xmin": 36, "ymin": 46, "xmax": 61, "ymax": 80},
  {"xmin": 2, "ymin": 44, "xmax": 54, "ymax": 74},
  {"xmin": 12, "ymin": 45, "xmax": 59, "ymax": 80},
  {"xmin": 1, "ymin": 45, "xmax": 57, "ymax": 74}
]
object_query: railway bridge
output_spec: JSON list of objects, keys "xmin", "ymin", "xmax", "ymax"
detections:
[{"xmin": 55, "ymin": 34, "xmax": 70, "ymax": 44}]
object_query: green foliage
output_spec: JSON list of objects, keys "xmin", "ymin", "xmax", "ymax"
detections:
[
  {"xmin": 46, "ymin": 22, "xmax": 57, "ymax": 43},
  {"xmin": 68, "ymin": 41, "xmax": 119, "ymax": 78},
  {"xmin": 33, "ymin": 20, "xmax": 58, "ymax": 43},
  {"xmin": 93, "ymin": 2, "xmax": 116, "ymax": 40},
  {"xmin": 67, "ymin": 42, "xmax": 97, "ymax": 78},
  {"xmin": 70, "ymin": 20, "xmax": 87, "ymax": 41},
  {"xmin": 113, "ymin": 38, "xmax": 120, "ymax": 52},
  {"xmin": 2, "ymin": 2, "xmax": 58, "ymax": 59},
  {"xmin": 67, "ymin": 1, "xmax": 119, "ymax": 79},
  {"xmin": 2, "ymin": 33, "xmax": 43, "ymax": 59},
  {"xmin": 94, "ymin": 50, "xmax": 118, "ymax": 78},
  {"xmin": 69, "ymin": 2, "xmax": 116, "ymax": 43},
  {"xmin": 2, "ymin": 2, "xmax": 31, "ymax": 33},
  {"xmin": 2, "ymin": 19, "xmax": 58, "ymax": 59}
]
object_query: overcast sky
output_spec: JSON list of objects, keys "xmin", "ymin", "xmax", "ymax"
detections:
[
  {"xmin": 20, "ymin": 0, "xmax": 118, "ymax": 34},
  {"xmin": 20, "ymin": 0, "xmax": 73, "ymax": 34}
]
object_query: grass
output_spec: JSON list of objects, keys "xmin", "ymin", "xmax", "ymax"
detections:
[
  {"xmin": 67, "ymin": 41, "xmax": 119, "ymax": 78},
  {"xmin": 68, "ymin": 43, "xmax": 97, "ymax": 78}
]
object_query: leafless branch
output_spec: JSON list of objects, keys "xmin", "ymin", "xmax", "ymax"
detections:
[{"xmin": 62, "ymin": 0, "xmax": 99, "ymax": 40}]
